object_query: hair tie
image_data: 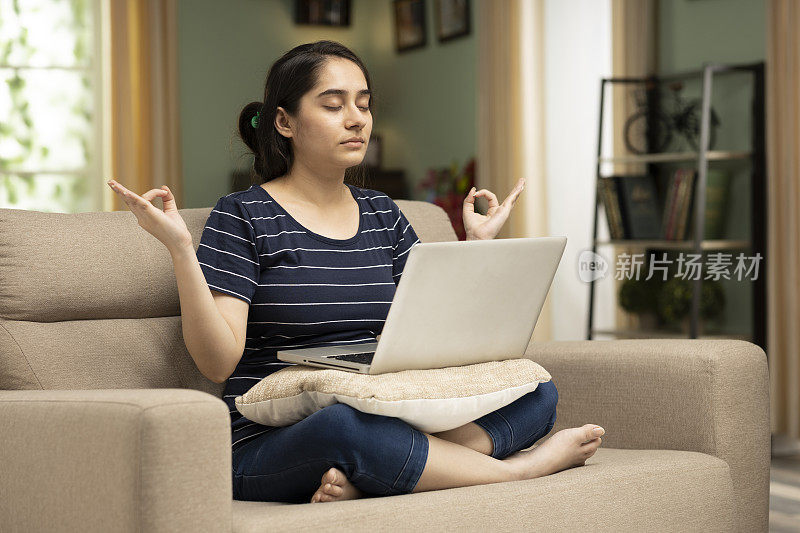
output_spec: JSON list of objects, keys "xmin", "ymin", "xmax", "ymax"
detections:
[{"xmin": 251, "ymin": 110, "xmax": 261, "ymax": 129}]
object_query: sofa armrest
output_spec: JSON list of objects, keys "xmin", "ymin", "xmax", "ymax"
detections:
[
  {"xmin": 0, "ymin": 388, "xmax": 232, "ymax": 533},
  {"xmin": 525, "ymin": 338, "xmax": 769, "ymax": 533}
]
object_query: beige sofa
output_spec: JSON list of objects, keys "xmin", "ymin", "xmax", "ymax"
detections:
[{"xmin": 0, "ymin": 197, "xmax": 769, "ymax": 532}]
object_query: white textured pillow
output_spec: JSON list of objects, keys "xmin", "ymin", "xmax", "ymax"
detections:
[{"xmin": 234, "ymin": 359, "xmax": 552, "ymax": 433}]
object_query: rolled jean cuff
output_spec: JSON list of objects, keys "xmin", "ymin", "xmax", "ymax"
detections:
[
  {"xmin": 472, "ymin": 412, "xmax": 514, "ymax": 459},
  {"xmin": 388, "ymin": 427, "xmax": 429, "ymax": 494}
]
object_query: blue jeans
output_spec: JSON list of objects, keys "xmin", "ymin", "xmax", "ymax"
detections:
[{"xmin": 231, "ymin": 379, "xmax": 558, "ymax": 503}]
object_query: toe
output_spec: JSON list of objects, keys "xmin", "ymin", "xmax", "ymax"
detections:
[
  {"xmin": 582, "ymin": 424, "xmax": 604, "ymax": 442},
  {"xmin": 323, "ymin": 467, "xmax": 339, "ymax": 485},
  {"xmin": 581, "ymin": 435, "xmax": 599, "ymax": 444},
  {"xmin": 324, "ymin": 483, "xmax": 343, "ymax": 496}
]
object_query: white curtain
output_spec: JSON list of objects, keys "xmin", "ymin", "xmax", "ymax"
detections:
[
  {"xmin": 766, "ymin": 0, "xmax": 800, "ymax": 444},
  {"xmin": 477, "ymin": 0, "xmax": 551, "ymax": 340}
]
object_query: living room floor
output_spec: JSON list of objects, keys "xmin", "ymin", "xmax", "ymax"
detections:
[{"xmin": 770, "ymin": 454, "xmax": 800, "ymax": 532}]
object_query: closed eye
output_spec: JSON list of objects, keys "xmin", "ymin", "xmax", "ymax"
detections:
[{"xmin": 325, "ymin": 106, "xmax": 370, "ymax": 111}]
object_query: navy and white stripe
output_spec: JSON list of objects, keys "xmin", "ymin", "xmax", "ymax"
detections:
[{"xmin": 196, "ymin": 183, "xmax": 421, "ymax": 449}]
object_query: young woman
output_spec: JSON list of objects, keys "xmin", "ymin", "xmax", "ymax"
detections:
[{"xmin": 107, "ymin": 40, "xmax": 605, "ymax": 505}]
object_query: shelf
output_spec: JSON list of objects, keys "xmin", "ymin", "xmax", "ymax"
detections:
[
  {"xmin": 598, "ymin": 150, "xmax": 752, "ymax": 164},
  {"xmin": 589, "ymin": 63, "xmax": 766, "ymax": 351},
  {"xmin": 592, "ymin": 328, "xmax": 752, "ymax": 341},
  {"xmin": 595, "ymin": 239, "xmax": 751, "ymax": 250}
]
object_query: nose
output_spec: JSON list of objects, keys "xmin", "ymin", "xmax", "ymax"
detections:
[{"xmin": 344, "ymin": 102, "xmax": 366, "ymax": 128}]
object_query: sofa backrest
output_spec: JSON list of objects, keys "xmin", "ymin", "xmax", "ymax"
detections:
[{"xmin": 0, "ymin": 196, "xmax": 456, "ymax": 395}]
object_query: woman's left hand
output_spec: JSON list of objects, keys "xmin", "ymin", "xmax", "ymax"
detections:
[{"xmin": 462, "ymin": 177, "xmax": 526, "ymax": 240}]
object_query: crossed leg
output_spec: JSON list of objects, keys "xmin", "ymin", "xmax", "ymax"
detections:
[
  {"xmin": 310, "ymin": 382, "xmax": 560, "ymax": 503},
  {"xmin": 432, "ymin": 380, "xmax": 560, "ymax": 458},
  {"xmin": 431, "ymin": 422, "xmax": 495, "ymax": 456}
]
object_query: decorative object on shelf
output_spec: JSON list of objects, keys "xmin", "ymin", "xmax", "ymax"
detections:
[
  {"xmin": 364, "ymin": 134, "xmax": 382, "ymax": 169},
  {"xmin": 416, "ymin": 156, "xmax": 475, "ymax": 240},
  {"xmin": 657, "ymin": 277, "xmax": 725, "ymax": 327},
  {"xmin": 618, "ymin": 276, "xmax": 661, "ymax": 315},
  {"xmin": 434, "ymin": 0, "xmax": 470, "ymax": 42},
  {"xmin": 618, "ymin": 273, "xmax": 725, "ymax": 331},
  {"xmin": 624, "ymin": 80, "xmax": 721, "ymax": 154},
  {"xmin": 294, "ymin": 0, "xmax": 351, "ymax": 26},
  {"xmin": 394, "ymin": 0, "xmax": 427, "ymax": 53}
]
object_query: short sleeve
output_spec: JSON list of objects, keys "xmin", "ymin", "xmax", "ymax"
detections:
[
  {"xmin": 196, "ymin": 195, "xmax": 260, "ymax": 304},
  {"xmin": 390, "ymin": 202, "xmax": 421, "ymax": 286}
]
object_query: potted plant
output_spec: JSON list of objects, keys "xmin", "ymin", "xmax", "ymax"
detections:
[
  {"xmin": 657, "ymin": 277, "xmax": 726, "ymax": 334},
  {"xmin": 618, "ymin": 266, "xmax": 726, "ymax": 334},
  {"xmin": 618, "ymin": 276, "xmax": 661, "ymax": 330}
]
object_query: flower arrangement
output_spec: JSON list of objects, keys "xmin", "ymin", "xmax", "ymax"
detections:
[{"xmin": 416, "ymin": 157, "xmax": 476, "ymax": 241}]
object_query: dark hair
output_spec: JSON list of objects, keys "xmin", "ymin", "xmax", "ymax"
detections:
[{"xmin": 237, "ymin": 40, "xmax": 373, "ymax": 188}]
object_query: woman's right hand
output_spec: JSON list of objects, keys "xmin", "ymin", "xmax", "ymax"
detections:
[{"xmin": 107, "ymin": 179, "xmax": 193, "ymax": 253}]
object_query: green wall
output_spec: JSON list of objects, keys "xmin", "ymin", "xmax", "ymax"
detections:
[
  {"xmin": 657, "ymin": 0, "xmax": 765, "ymax": 73},
  {"xmin": 177, "ymin": 0, "xmax": 476, "ymax": 208},
  {"xmin": 363, "ymin": 0, "xmax": 477, "ymax": 199}
]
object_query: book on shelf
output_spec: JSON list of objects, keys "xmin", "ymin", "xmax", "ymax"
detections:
[
  {"xmin": 661, "ymin": 170, "xmax": 678, "ymax": 239},
  {"xmin": 600, "ymin": 176, "xmax": 661, "ymax": 240},
  {"xmin": 599, "ymin": 168, "xmax": 731, "ymax": 242},
  {"xmin": 616, "ymin": 175, "xmax": 662, "ymax": 239},
  {"xmin": 700, "ymin": 169, "xmax": 732, "ymax": 240},
  {"xmin": 660, "ymin": 168, "xmax": 731, "ymax": 241},
  {"xmin": 675, "ymin": 169, "xmax": 696, "ymax": 240},
  {"xmin": 599, "ymin": 178, "xmax": 625, "ymax": 239},
  {"xmin": 662, "ymin": 169, "xmax": 687, "ymax": 240}
]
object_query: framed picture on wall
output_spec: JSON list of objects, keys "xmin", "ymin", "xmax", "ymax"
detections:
[
  {"xmin": 294, "ymin": 0, "xmax": 351, "ymax": 26},
  {"xmin": 393, "ymin": 0, "xmax": 427, "ymax": 53},
  {"xmin": 435, "ymin": 0, "xmax": 470, "ymax": 42}
]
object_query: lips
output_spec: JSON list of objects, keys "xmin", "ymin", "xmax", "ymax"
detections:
[{"xmin": 341, "ymin": 138, "xmax": 364, "ymax": 144}]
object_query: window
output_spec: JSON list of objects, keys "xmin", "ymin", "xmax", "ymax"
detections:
[{"xmin": 0, "ymin": 0, "xmax": 103, "ymax": 212}]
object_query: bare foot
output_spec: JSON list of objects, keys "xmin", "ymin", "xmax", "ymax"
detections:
[
  {"xmin": 503, "ymin": 424, "xmax": 605, "ymax": 481},
  {"xmin": 310, "ymin": 467, "xmax": 365, "ymax": 503}
]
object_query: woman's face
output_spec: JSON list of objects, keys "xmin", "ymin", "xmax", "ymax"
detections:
[{"xmin": 276, "ymin": 57, "xmax": 372, "ymax": 173}]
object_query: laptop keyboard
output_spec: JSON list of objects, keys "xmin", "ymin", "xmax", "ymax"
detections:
[{"xmin": 328, "ymin": 351, "xmax": 375, "ymax": 365}]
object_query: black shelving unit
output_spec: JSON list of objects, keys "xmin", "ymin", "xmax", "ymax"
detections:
[{"xmin": 586, "ymin": 61, "xmax": 766, "ymax": 354}]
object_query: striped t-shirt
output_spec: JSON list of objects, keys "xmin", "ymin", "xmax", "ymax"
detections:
[{"xmin": 195, "ymin": 182, "xmax": 421, "ymax": 450}]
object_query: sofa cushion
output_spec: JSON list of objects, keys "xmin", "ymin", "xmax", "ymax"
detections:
[
  {"xmin": 0, "ymin": 198, "xmax": 451, "ymax": 393},
  {"xmin": 234, "ymin": 359, "xmax": 552, "ymax": 433},
  {"xmin": 231, "ymin": 448, "xmax": 735, "ymax": 532}
]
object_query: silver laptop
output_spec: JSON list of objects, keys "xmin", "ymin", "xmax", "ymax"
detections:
[{"xmin": 277, "ymin": 236, "xmax": 567, "ymax": 375}]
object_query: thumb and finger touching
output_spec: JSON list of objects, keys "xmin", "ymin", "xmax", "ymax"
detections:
[
  {"xmin": 107, "ymin": 180, "xmax": 190, "ymax": 249},
  {"xmin": 462, "ymin": 179, "xmax": 526, "ymax": 239},
  {"xmin": 109, "ymin": 180, "xmax": 172, "ymax": 214}
]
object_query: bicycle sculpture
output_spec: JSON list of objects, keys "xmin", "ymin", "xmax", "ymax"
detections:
[{"xmin": 624, "ymin": 80, "xmax": 721, "ymax": 155}]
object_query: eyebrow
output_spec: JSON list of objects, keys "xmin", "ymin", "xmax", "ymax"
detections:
[{"xmin": 316, "ymin": 89, "xmax": 371, "ymax": 98}]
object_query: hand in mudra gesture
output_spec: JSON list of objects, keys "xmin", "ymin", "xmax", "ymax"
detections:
[
  {"xmin": 107, "ymin": 179, "xmax": 193, "ymax": 252},
  {"xmin": 462, "ymin": 177, "xmax": 526, "ymax": 240}
]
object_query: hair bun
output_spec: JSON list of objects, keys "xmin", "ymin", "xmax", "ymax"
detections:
[{"xmin": 238, "ymin": 101, "xmax": 263, "ymax": 153}]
